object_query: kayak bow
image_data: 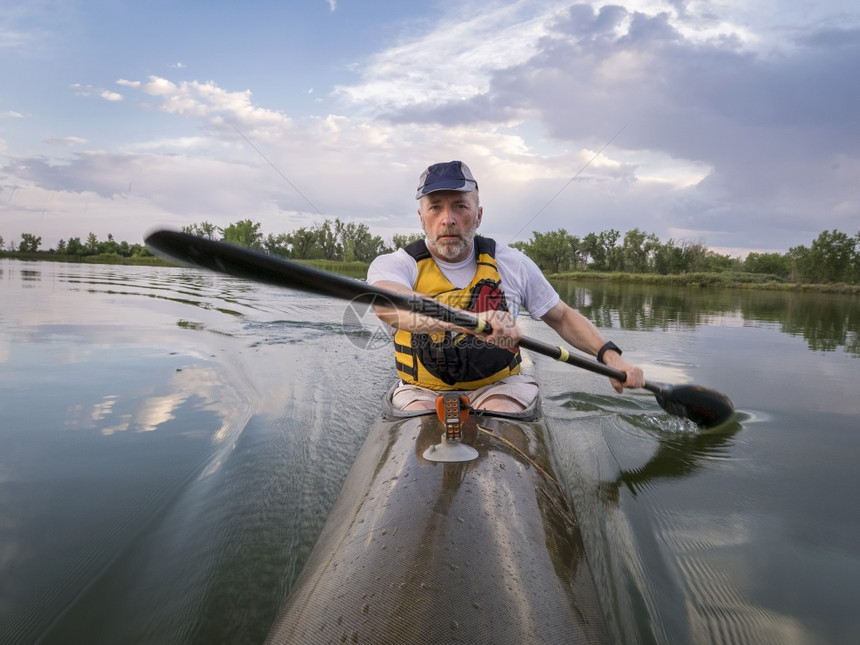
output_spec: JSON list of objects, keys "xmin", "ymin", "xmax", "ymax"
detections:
[{"xmin": 265, "ymin": 390, "xmax": 611, "ymax": 644}]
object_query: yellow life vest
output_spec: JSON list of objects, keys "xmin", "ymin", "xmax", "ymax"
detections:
[{"xmin": 393, "ymin": 237, "xmax": 522, "ymax": 390}]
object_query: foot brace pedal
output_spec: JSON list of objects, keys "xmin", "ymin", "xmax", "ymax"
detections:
[
  {"xmin": 436, "ymin": 393, "xmax": 470, "ymax": 440},
  {"xmin": 424, "ymin": 393, "xmax": 478, "ymax": 463}
]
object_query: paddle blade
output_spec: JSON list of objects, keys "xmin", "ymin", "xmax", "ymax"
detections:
[{"xmin": 651, "ymin": 383, "xmax": 735, "ymax": 428}]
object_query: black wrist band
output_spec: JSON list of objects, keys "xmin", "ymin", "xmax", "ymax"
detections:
[{"xmin": 597, "ymin": 341, "xmax": 621, "ymax": 364}]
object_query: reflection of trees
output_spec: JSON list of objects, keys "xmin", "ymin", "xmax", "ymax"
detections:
[
  {"xmin": 781, "ymin": 293, "xmax": 860, "ymax": 354},
  {"xmin": 602, "ymin": 421, "xmax": 743, "ymax": 503},
  {"xmin": 550, "ymin": 280, "xmax": 860, "ymax": 357}
]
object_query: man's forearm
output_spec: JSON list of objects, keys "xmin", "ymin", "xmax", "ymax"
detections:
[{"xmin": 541, "ymin": 301, "xmax": 609, "ymax": 356}]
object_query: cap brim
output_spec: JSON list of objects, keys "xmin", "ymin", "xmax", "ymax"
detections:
[{"xmin": 415, "ymin": 179, "xmax": 478, "ymax": 199}]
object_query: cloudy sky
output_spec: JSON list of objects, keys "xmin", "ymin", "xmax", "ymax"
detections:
[{"xmin": 2, "ymin": 0, "xmax": 858, "ymax": 256}]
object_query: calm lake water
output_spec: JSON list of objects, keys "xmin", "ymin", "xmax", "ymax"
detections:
[{"xmin": 1, "ymin": 259, "xmax": 858, "ymax": 644}]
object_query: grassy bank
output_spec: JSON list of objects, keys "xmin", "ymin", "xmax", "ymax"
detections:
[
  {"xmin": 1, "ymin": 251, "xmax": 370, "ymax": 279},
  {"xmin": 546, "ymin": 270, "xmax": 860, "ymax": 294},
  {"xmin": 0, "ymin": 251, "xmax": 173, "ymax": 266},
  {"xmin": 4, "ymin": 253, "xmax": 857, "ymax": 293}
]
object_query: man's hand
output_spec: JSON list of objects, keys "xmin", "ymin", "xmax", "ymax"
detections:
[
  {"xmin": 603, "ymin": 351, "xmax": 645, "ymax": 393},
  {"xmin": 474, "ymin": 309, "xmax": 521, "ymax": 351}
]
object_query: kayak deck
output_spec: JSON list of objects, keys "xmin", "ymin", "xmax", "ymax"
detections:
[{"xmin": 266, "ymin": 397, "xmax": 611, "ymax": 644}]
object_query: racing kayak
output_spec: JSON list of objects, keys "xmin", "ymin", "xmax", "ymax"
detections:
[
  {"xmin": 142, "ymin": 230, "xmax": 734, "ymax": 642},
  {"xmin": 265, "ymin": 387, "xmax": 611, "ymax": 644}
]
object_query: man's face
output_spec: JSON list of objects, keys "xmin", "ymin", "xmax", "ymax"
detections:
[{"xmin": 418, "ymin": 190, "xmax": 482, "ymax": 262}]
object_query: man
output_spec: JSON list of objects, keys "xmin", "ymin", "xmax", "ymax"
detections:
[{"xmin": 367, "ymin": 160, "xmax": 644, "ymax": 413}]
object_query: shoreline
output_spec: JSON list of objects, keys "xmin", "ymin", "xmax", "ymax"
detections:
[
  {"xmin": 3, "ymin": 253, "xmax": 857, "ymax": 294},
  {"xmin": 546, "ymin": 270, "xmax": 860, "ymax": 295}
]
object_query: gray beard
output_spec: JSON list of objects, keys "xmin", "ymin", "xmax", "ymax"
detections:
[{"xmin": 426, "ymin": 228, "xmax": 477, "ymax": 261}]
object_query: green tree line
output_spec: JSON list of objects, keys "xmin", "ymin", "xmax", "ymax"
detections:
[
  {"xmin": 2, "ymin": 231, "xmax": 151, "ymax": 258},
  {"xmin": 184, "ymin": 218, "xmax": 422, "ymax": 263},
  {"xmin": 511, "ymin": 227, "xmax": 860, "ymax": 285},
  {"xmin": 0, "ymin": 219, "xmax": 424, "ymax": 263},
  {"xmin": 3, "ymin": 221, "xmax": 858, "ymax": 285}
]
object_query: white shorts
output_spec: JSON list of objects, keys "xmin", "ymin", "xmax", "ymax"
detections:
[{"xmin": 391, "ymin": 374, "xmax": 539, "ymax": 411}]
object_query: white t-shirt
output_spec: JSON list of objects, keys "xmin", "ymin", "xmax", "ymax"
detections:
[{"xmin": 366, "ymin": 240, "xmax": 560, "ymax": 320}]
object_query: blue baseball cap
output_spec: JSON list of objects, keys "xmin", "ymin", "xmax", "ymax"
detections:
[{"xmin": 415, "ymin": 161, "xmax": 478, "ymax": 199}]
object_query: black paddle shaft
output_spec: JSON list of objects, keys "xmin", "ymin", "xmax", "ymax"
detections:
[{"xmin": 144, "ymin": 230, "xmax": 735, "ymax": 427}]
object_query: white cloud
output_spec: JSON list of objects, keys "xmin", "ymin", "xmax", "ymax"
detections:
[
  {"xmin": 131, "ymin": 136, "xmax": 212, "ymax": 151},
  {"xmin": 142, "ymin": 76, "xmax": 177, "ymax": 96},
  {"xmin": 44, "ymin": 136, "xmax": 87, "ymax": 147},
  {"xmin": 0, "ymin": 6, "xmax": 37, "ymax": 50},
  {"xmin": 336, "ymin": 1, "xmax": 560, "ymax": 114},
  {"xmin": 71, "ymin": 83, "xmax": 123, "ymax": 102},
  {"xmin": 135, "ymin": 76, "xmax": 290, "ymax": 130},
  {"xmin": 0, "ymin": 26, "xmax": 28, "ymax": 49},
  {"xmin": 70, "ymin": 82, "xmax": 94, "ymax": 97}
]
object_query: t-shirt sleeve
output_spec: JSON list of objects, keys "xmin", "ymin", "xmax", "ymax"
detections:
[
  {"xmin": 366, "ymin": 249, "xmax": 418, "ymax": 289},
  {"xmin": 498, "ymin": 245, "xmax": 560, "ymax": 319}
]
